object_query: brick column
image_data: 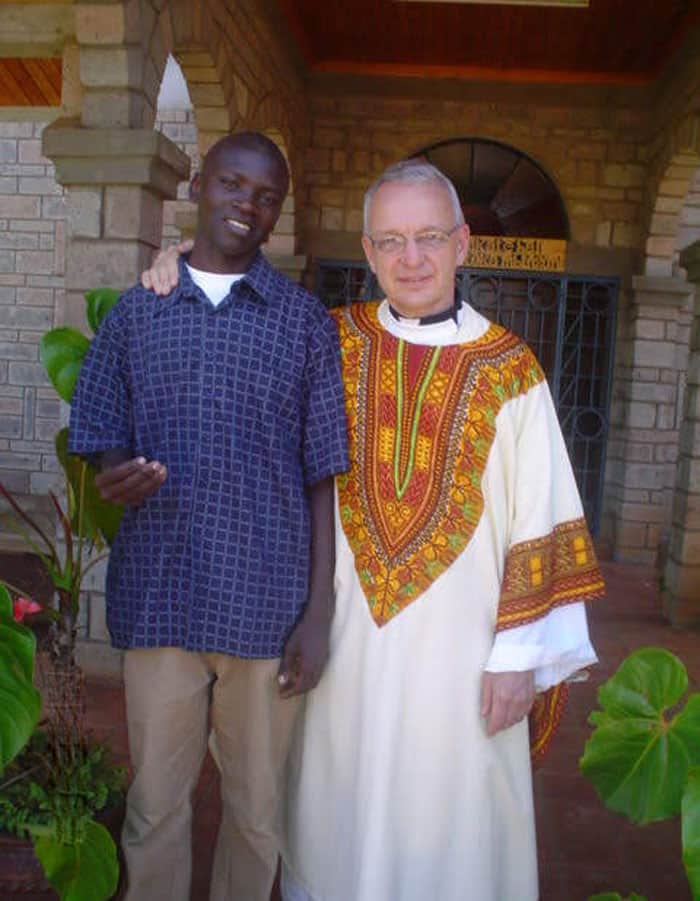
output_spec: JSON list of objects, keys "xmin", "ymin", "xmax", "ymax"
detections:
[
  {"xmin": 663, "ymin": 242, "xmax": 700, "ymax": 627},
  {"xmin": 42, "ymin": 122, "xmax": 190, "ymax": 328},
  {"xmin": 606, "ymin": 276, "xmax": 693, "ymax": 562}
]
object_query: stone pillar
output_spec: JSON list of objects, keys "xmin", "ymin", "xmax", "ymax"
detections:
[
  {"xmin": 663, "ymin": 242, "xmax": 700, "ymax": 627},
  {"xmin": 42, "ymin": 121, "xmax": 190, "ymax": 328},
  {"xmin": 606, "ymin": 275, "xmax": 693, "ymax": 563}
]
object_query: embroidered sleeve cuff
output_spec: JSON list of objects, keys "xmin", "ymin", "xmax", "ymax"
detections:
[{"xmin": 497, "ymin": 517, "xmax": 605, "ymax": 631}]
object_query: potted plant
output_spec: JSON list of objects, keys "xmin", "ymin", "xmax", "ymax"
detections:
[
  {"xmin": 0, "ymin": 289, "xmax": 126, "ymax": 901},
  {"xmin": 579, "ymin": 647, "xmax": 700, "ymax": 901}
]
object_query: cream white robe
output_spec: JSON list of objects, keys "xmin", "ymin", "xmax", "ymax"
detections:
[{"xmin": 282, "ymin": 302, "xmax": 599, "ymax": 901}]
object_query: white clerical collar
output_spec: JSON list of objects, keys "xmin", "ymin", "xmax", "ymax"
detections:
[
  {"xmin": 377, "ymin": 299, "xmax": 491, "ymax": 347},
  {"xmin": 388, "ymin": 295, "xmax": 462, "ymax": 326}
]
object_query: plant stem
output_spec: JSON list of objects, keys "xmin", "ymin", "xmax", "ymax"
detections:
[
  {"xmin": 74, "ymin": 462, "xmax": 87, "ymax": 613},
  {"xmin": 0, "ymin": 483, "xmax": 60, "ymax": 567},
  {"xmin": 2, "ymin": 518, "xmax": 58, "ymax": 578},
  {"xmin": 0, "ymin": 763, "xmax": 43, "ymax": 792},
  {"xmin": 80, "ymin": 553, "xmax": 109, "ymax": 580}
]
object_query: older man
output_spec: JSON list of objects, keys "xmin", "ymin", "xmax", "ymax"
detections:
[
  {"xmin": 144, "ymin": 159, "xmax": 603, "ymax": 901},
  {"xmin": 281, "ymin": 160, "xmax": 603, "ymax": 901}
]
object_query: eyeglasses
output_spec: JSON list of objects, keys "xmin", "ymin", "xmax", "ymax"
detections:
[{"xmin": 366, "ymin": 225, "xmax": 462, "ymax": 255}]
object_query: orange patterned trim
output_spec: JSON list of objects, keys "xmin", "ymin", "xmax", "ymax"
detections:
[
  {"xmin": 529, "ymin": 681, "xmax": 569, "ymax": 764},
  {"xmin": 334, "ymin": 302, "xmax": 545, "ymax": 627},
  {"xmin": 498, "ymin": 518, "xmax": 605, "ymax": 632}
]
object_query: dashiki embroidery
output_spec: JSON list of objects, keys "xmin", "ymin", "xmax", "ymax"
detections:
[
  {"xmin": 333, "ymin": 302, "xmax": 604, "ymax": 631},
  {"xmin": 498, "ymin": 518, "xmax": 605, "ymax": 631}
]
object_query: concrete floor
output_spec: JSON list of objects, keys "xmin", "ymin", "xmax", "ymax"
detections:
[{"xmin": 12, "ymin": 560, "xmax": 700, "ymax": 900}]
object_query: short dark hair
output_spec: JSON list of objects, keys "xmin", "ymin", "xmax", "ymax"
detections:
[{"xmin": 201, "ymin": 131, "xmax": 290, "ymax": 189}]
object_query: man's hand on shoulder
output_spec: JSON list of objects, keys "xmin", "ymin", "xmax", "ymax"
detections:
[
  {"xmin": 95, "ymin": 456, "xmax": 167, "ymax": 506},
  {"xmin": 141, "ymin": 239, "xmax": 192, "ymax": 295},
  {"xmin": 480, "ymin": 670, "xmax": 535, "ymax": 737},
  {"xmin": 277, "ymin": 609, "xmax": 332, "ymax": 699}
]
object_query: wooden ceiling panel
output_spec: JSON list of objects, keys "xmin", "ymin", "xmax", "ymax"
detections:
[
  {"xmin": 275, "ymin": 0, "xmax": 698, "ymax": 82},
  {"xmin": 0, "ymin": 58, "xmax": 61, "ymax": 106}
]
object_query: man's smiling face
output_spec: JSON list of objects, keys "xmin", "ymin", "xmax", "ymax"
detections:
[
  {"xmin": 190, "ymin": 137, "xmax": 289, "ymax": 274},
  {"xmin": 362, "ymin": 179, "xmax": 469, "ymax": 319}
]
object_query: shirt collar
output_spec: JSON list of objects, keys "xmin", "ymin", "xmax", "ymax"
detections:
[
  {"xmin": 388, "ymin": 291, "xmax": 463, "ymax": 327},
  {"xmin": 155, "ymin": 250, "xmax": 276, "ymax": 313}
]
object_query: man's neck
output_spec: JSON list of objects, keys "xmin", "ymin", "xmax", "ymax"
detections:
[{"xmin": 188, "ymin": 243, "xmax": 256, "ymax": 275}]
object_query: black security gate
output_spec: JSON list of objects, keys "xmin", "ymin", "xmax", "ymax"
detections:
[{"xmin": 314, "ymin": 260, "xmax": 618, "ymax": 534}]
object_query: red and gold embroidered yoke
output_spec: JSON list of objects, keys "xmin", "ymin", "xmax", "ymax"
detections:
[{"xmin": 334, "ymin": 302, "xmax": 603, "ymax": 633}]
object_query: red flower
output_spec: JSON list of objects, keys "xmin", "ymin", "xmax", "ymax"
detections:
[{"xmin": 12, "ymin": 597, "xmax": 42, "ymax": 623}]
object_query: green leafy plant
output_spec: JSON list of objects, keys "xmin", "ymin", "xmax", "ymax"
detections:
[
  {"xmin": 0, "ymin": 288, "xmax": 126, "ymax": 901},
  {"xmin": 0, "ymin": 584, "xmax": 41, "ymax": 769},
  {"xmin": 580, "ymin": 647, "xmax": 700, "ymax": 901}
]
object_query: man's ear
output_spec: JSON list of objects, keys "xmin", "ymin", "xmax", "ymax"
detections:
[
  {"xmin": 361, "ymin": 235, "xmax": 376, "ymax": 274},
  {"xmin": 189, "ymin": 172, "xmax": 201, "ymax": 203},
  {"xmin": 455, "ymin": 224, "xmax": 470, "ymax": 266}
]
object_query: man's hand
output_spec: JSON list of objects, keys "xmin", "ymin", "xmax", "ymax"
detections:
[
  {"xmin": 95, "ymin": 457, "xmax": 167, "ymax": 506},
  {"xmin": 277, "ymin": 611, "xmax": 331, "ymax": 698},
  {"xmin": 141, "ymin": 239, "xmax": 192, "ymax": 295},
  {"xmin": 480, "ymin": 670, "xmax": 535, "ymax": 737}
]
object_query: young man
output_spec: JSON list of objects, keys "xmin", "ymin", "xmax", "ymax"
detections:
[
  {"xmin": 144, "ymin": 159, "xmax": 603, "ymax": 901},
  {"xmin": 69, "ymin": 132, "xmax": 349, "ymax": 901}
]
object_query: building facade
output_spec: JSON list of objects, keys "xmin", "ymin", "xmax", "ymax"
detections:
[{"xmin": 1, "ymin": 0, "xmax": 699, "ymax": 670}]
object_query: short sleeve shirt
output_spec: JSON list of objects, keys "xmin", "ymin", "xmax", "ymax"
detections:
[{"xmin": 68, "ymin": 253, "xmax": 349, "ymax": 658}]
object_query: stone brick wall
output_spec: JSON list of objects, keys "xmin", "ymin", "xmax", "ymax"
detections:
[
  {"xmin": 155, "ymin": 106, "xmax": 200, "ymax": 247},
  {"xmin": 602, "ymin": 277, "xmax": 694, "ymax": 562},
  {"xmin": 300, "ymin": 80, "xmax": 650, "ymax": 267},
  {"xmin": 677, "ymin": 168, "xmax": 700, "ymax": 257},
  {"xmin": 0, "ymin": 117, "xmax": 65, "ymax": 541}
]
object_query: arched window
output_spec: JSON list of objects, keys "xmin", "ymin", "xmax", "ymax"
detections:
[{"xmin": 414, "ymin": 138, "xmax": 569, "ymax": 240}]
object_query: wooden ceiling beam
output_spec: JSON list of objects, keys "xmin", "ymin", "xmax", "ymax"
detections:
[{"xmin": 0, "ymin": 58, "xmax": 62, "ymax": 107}]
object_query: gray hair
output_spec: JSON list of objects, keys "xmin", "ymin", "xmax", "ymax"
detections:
[{"xmin": 363, "ymin": 159, "xmax": 465, "ymax": 233}]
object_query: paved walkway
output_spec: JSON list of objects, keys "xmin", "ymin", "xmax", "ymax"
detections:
[{"xmin": 79, "ymin": 561, "xmax": 699, "ymax": 900}]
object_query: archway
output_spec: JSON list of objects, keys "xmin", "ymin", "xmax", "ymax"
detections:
[{"xmin": 414, "ymin": 137, "xmax": 569, "ymax": 239}]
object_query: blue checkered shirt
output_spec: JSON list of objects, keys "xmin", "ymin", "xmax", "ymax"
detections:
[{"xmin": 69, "ymin": 253, "xmax": 349, "ymax": 658}]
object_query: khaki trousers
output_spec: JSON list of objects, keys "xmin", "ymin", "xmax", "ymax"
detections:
[{"xmin": 122, "ymin": 648, "xmax": 301, "ymax": 901}]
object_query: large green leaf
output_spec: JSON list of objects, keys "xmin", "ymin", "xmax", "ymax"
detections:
[
  {"xmin": 0, "ymin": 585, "xmax": 41, "ymax": 771},
  {"xmin": 34, "ymin": 819, "xmax": 119, "ymax": 901},
  {"xmin": 40, "ymin": 328, "xmax": 90, "ymax": 403},
  {"xmin": 683, "ymin": 766, "xmax": 700, "ymax": 900},
  {"xmin": 85, "ymin": 288, "xmax": 120, "ymax": 336},
  {"xmin": 580, "ymin": 648, "xmax": 700, "ymax": 824},
  {"xmin": 55, "ymin": 429, "xmax": 122, "ymax": 545}
]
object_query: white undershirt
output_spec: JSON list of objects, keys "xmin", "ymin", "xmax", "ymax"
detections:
[{"xmin": 186, "ymin": 263, "xmax": 244, "ymax": 307}]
